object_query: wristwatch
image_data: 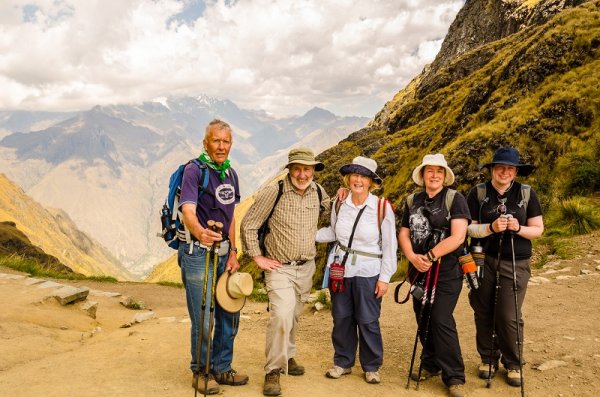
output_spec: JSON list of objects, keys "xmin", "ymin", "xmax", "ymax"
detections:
[{"xmin": 230, "ymin": 246, "xmax": 238, "ymax": 254}]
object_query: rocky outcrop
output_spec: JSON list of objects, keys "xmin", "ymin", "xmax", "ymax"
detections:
[{"xmin": 372, "ymin": 0, "xmax": 586, "ymax": 129}]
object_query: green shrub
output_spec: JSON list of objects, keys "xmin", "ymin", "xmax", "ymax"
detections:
[
  {"xmin": 314, "ymin": 289, "xmax": 331, "ymax": 310},
  {"xmin": 249, "ymin": 286, "xmax": 269, "ymax": 303},
  {"xmin": 548, "ymin": 197, "xmax": 600, "ymax": 235},
  {"xmin": 567, "ymin": 159, "xmax": 600, "ymax": 195}
]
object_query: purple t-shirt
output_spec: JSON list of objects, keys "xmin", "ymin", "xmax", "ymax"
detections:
[{"xmin": 179, "ymin": 162, "xmax": 240, "ymax": 239}]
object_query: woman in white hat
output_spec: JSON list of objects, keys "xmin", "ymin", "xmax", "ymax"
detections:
[
  {"xmin": 398, "ymin": 153, "xmax": 470, "ymax": 397},
  {"xmin": 466, "ymin": 147, "xmax": 544, "ymax": 388},
  {"xmin": 316, "ymin": 156, "xmax": 397, "ymax": 385}
]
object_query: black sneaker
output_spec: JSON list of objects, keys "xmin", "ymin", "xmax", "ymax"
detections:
[{"xmin": 288, "ymin": 358, "xmax": 305, "ymax": 376}]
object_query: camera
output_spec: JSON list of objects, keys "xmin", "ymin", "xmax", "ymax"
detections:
[{"xmin": 410, "ymin": 280, "xmax": 425, "ymax": 301}]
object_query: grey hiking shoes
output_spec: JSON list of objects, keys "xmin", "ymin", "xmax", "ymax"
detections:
[
  {"xmin": 506, "ymin": 369, "xmax": 523, "ymax": 387},
  {"xmin": 364, "ymin": 371, "xmax": 380, "ymax": 384},
  {"xmin": 478, "ymin": 362, "xmax": 497, "ymax": 379},
  {"xmin": 325, "ymin": 365, "xmax": 352, "ymax": 379}
]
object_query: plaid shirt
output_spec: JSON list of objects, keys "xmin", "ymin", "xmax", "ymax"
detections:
[{"xmin": 241, "ymin": 175, "xmax": 330, "ymax": 262}]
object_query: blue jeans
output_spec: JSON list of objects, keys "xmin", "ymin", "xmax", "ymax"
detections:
[{"xmin": 178, "ymin": 242, "xmax": 239, "ymax": 374}]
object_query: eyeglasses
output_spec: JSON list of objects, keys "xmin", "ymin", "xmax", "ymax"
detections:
[{"xmin": 497, "ymin": 194, "xmax": 507, "ymax": 215}]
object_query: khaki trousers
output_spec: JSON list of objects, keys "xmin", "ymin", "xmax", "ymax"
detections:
[{"xmin": 264, "ymin": 260, "xmax": 315, "ymax": 374}]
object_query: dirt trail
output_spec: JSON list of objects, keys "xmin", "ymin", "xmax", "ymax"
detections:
[{"xmin": 0, "ymin": 234, "xmax": 599, "ymax": 397}]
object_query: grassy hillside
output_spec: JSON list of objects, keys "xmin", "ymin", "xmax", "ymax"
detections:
[
  {"xmin": 0, "ymin": 173, "xmax": 135, "ymax": 280},
  {"xmin": 316, "ymin": 1, "xmax": 599, "ymax": 209}
]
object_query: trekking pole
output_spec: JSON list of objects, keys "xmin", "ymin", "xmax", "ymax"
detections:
[
  {"xmin": 194, "ymin": 226, "xmax": 214, "ymax": 397},
  {"xmin": 406, "ymin": 267, "xmax": 433, "ymax": 389},
  {"xmin": 487, "ymin": 222, "xmax": 505, "ymax": 388},
  {"xmin": 510, "ymin": 231, "xmax": 525, "ymax": 397},
  {"xmin": 201, "ymin": 220, "xmax": 223, "ymax": 396},
  {"xmin": 415, "ymin": 259, "xmax": 441, "ymax": 391}
]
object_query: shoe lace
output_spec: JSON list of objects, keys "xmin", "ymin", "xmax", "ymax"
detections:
[{"xmin": 267, "ymin": 369, "xmax": 280, "ymax": 381}]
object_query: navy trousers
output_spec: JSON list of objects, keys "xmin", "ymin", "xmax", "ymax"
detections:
[{"xmin": 330, "ymin": 275, "xmax": 383, "ymax": 372}]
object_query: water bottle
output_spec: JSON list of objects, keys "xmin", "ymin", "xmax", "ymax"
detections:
[
  {"xmin": 160, "ymin": 204, "xmax": 176, "ymax": 241},
  {"xmin": 471, "ymin": 244, "xmax": 485, "ymax": 280}
]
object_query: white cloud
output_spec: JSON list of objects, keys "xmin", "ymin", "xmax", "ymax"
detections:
[{"xmin": 0, "ymin": 0, "xmax": 463, "ymax": 117}]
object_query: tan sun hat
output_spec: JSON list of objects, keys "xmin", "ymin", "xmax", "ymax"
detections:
[
  {"xmin": 282, "ymin": 147, "xmax": 325, "ymax": 171},
  {"xmin": 411, "ymin": 153, "xmax": 455, "ymax": 186},
  {"xmin": 215, "ymin": 271, "xmax": 253, "ymax": 313}
]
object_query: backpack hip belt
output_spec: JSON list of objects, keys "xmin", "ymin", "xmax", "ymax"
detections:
[{"xmin": 337, "ymin": 241, "xmax": 383, "ymax": 265}]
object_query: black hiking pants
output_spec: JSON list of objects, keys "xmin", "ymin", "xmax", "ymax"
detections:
[
  {"xmin": 469, "ymin": 255, "xmax": 530, "ymax": 370},
  {"xmin": 412, "ymin": 274, "xmax": 465, "ymax": 386}
]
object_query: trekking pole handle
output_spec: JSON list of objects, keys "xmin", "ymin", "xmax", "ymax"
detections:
[{"xmin": 207, "ymin": 220, "xmax": 224, "ymax": 250}]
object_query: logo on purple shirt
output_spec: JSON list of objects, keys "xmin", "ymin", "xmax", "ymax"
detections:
[{"xmin": 215, "ymin": 184, "xmax": 236, "ymax": 205}]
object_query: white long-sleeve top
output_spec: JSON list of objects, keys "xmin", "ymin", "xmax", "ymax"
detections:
[{"xmin": 316, "ymin": 192, "xmax": 398, "ymax": 283}]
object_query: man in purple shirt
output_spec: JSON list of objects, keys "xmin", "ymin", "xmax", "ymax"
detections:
[{"xmin": 178, "ymin": 119, "xmax": 248, "ymax": 395}]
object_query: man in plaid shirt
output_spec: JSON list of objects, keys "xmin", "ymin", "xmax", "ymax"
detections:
[{"xmin": 241, "ymin": 147, "xmax": 330, "ymax": 396}]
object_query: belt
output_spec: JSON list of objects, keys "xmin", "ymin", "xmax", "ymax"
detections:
[
  {"xmin": 337, "ymin": 242, "xmax": 382, "ymax": 266},
  {"xmin": 190, "ymin": 239, "xmax": 230, "ymax": 256},
  {"xmin": 283, "ymin": 260, "xmax": 307, "ymax": 266}
]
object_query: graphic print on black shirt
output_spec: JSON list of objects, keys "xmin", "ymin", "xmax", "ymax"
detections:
[{"xmin": 401, "ymin": 187, "xmax": 471, "ymax": 281}]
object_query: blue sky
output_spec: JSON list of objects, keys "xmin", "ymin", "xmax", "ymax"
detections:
[{"xmin": 0, "ymin": 0, "xmax": 463, "ymax": 118}]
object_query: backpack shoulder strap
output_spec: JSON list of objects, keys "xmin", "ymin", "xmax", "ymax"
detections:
[
  {"xmin": 445, "ymin": 189, "xmax": 456, "ymax": 221},
  {"xmin": 265, "ymin": 180, "xmax": 284, "ymax": 223},
  {"xmin": 406, "ymin": 193, "xmax": 416, "ymax": 209},
  {"xmin": 520, "ymin": 184, "xmax": 531, "ymax": 212},
  {"xmin": 377, "ymin": 197, "xmax": 388, "ymax": 235},
  {"xmin": 315, "ymin": 183, "xmax": 325, "ymax": 213},
  {"xmin": 334, "ymin": 198, "xmax": 342, "ymax": 216},
  {"xmin": 189, "ymin": 159, "xmax": 210, "ymax": 196},
  {"xmin": 476, "ymin": 183, "xmax": 486, "ymax": 205}
]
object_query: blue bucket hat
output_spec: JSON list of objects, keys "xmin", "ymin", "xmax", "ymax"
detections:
[{"xmin": 479, "ymin": 147, "xmax": 534, "ymax": 176}]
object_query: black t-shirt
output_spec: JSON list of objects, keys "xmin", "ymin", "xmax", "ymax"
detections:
[
  {"xmin": 466, "ymin": 181, "xmax": 543, "ymax": 260},
  {"xmin": 401, "ymin": 187, "xmax": 471, "ymax": 280}
]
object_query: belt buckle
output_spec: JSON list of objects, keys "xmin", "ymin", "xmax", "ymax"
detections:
[{"xmin": 289, "ymin": 260, "xmax": 305, "ymax": 266}]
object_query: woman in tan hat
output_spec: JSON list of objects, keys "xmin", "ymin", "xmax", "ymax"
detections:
[
  {"xmin": 398, "ymin": 153, "xmax": 470, "ymax": 397},
  {"xmin": 316, "ymin": 156, "xmax": 397, "ymax": 385},
  {"xmin": 466, "ymin": 147, "xmax": 544, "ymax": 389}
]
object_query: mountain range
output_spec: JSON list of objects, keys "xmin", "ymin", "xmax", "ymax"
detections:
[
  {"xmin": 0, "ymin": 173, "xmax": 133, "ymax": 280},
  {"xmin": 0, "ymin": 96, "xmax": 368, "ymax": 277}
]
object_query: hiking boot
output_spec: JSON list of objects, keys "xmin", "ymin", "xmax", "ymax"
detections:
[
  {"xmin": 506, "ymin": 369, "xmax": 522, "ymax": 387},
  {"xmin": 192, "ymin": 373, "xmax": 220, "ymax": 395},
  {"xmin": 478, "ymin": 363, "xmax": 497, "ymax": 379},
  {"xmin": 213, "ymin": 368, "xmax": 249, "ymax": 386},
  {"xmin": 410, "ymin": 367, "xmax": 441, "ymax": 382},
  {"xmin": 364, "ymin": 371, "xmax": 380, "ymax": 384},
  {"xmin": 263, "ymin": 369, "xmax": 282, "ymax": 396},
  {"xmin": 288, "ymin": 357, "xmax": 305, "ymax": 376},
  {"xmin": 325, "ymin": 365, "xmax": 352, "ymax": 379},
  {"xmin": 448, "ymin": 384, "xmax": 466, "ymax": 397}
]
